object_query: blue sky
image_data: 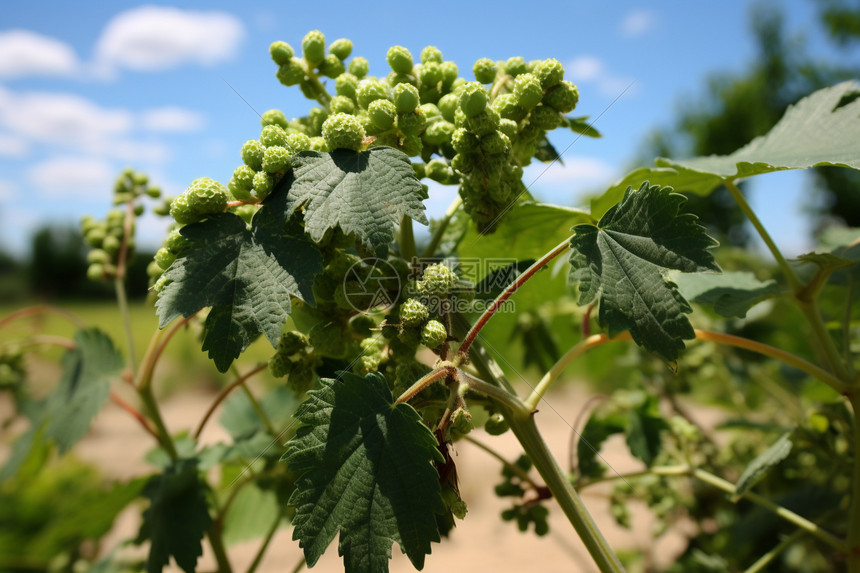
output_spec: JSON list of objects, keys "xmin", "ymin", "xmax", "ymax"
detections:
[{"xmin": 0, "ymin": 0, "xmax": 851, "ymax": 257}]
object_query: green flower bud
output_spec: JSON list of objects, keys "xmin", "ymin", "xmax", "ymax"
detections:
[
  {"xmin": 399, "ymin": 134, "xmax": 423, "ymax": 156},
  {"xmin": 513, "ymin": 73, "xmax": 543, "ymax": 110},
  {"xmin": 423, "ymin": 120, "xmax": 455, "ymax": 145},
  {"xmin": 146, "ymin": 260, "xmax": 163, "ymax": 279},
  {"xmin": 386, "ymin": 45, "xmax": 414, "ymax": 74},
  {"xmin": 309, "ymin": 136, "xmax": 328, "ymax": 151},
  {"xmin": 261, "ymin": 109, "xmax": 289, "ymax": 129},
  {"xmin": 252, "ymin": 171, "xmax": 274, "ymax": 200},
  {"xmin": 241, "ymin": 139, "xmax": 265, "ymax": 170},
  {"xmin": 262, "ymin": 145, "xmax": 291, "ymax": 173},
  {"xmin": 425, "ymin": 159, "xmax": 452, "ymax": 183},
  {"xmin": 528, "ymin": 105, "xmax": 563, "ymax": 130},
  {"xmin": 440, "ymin": 61, "xmax": 459, "ymax": 87},
  {"xmin": 276, "ymin": 61, "xmax": 306, "ymax": 86},
  {"xmin": 387, "ymin": 71, "xmax": 414, "ymax": 87},
  {"xmin": 419, "ymin": 103, "xmax": 441, "ymax": 119},
  {"xmin": 133, "ymin": 204, "xmax": 145, "ymax": 217},
  {"xmin": 498, "ymin": 118, "xmax": 518, "ymax": 138},
  {"xmin": 145, "ymin": 185, "xmax": 162, "ymax": 198},
  {"xmin": 229, "ymin": 165, "xmax": 256, "ymax": 201},
  {"xmin": 286, "ymin": 132, "xmax": 312, "ymax": 152},
  {"xmin": 335, "ymin": 73, "xmax": 359, "ymax": 100},
  {"xmin": 459, "ymin": 82, "xmax": 488, "ymax": 117},
  {"xmin": 328, "ymin": 38, "xmax": 353, "ymax": 61},
  {"xmin": 87, "ymin": 249, "xmax": 110, "ymax": 264},
  {"xmin": 397, "ymin": 108, "xmax": 426, "ymax": 136},
  {"xmin": 259, "ymin": 125, "xmax": 288, "ymax": 148},
  {"xmin": 367, "ymin": 99, "xmax": 397, "ymax": 131},
  {"xmin": 412, "ymin": 162, "xmax": 426, "ymax": 179},
  {"xmin": 399, "ymin": 298, "xmax": 429, "ymax": 327},
  {"xmin": 481, "ymin": 131, "xmax": 511, "ymax": 155},
  {"xmin": 484, "ymin": 413, "xmax": 510, "ymax": 436},
  {"xmin": 504, "ymin": 56, "xmax": 528, "ymax": 77},
  {"xmin": 418, "ymin": 62, "xmax": 442, "ymax": 87},
  {"xmin": 543, "ymin": 80, "xmax": 579, "ymax": 113},
  {"xmin": 87, "ymin": 263, "xmax": 106, "ymax": 282},
  {"xmin": 155, "ymin": 247, "xmax": 176, "ymax": 270},
  {"xmin": 102, "ymin": 234, "xmax": 121, "ymax": 256},
  {"xmin": 348, "ymin": 56, "xmax": 369, "ymax": 78},
  {"xmin": 534, "ymin": 58, "xmax": 565, "ymax": 88},
  {"xmin": 392, "ymin": 83, "xmax": 420, "ymax": 112},
  {"xmin": 356, "ymin": 78, "xmax": 388, "ymax": 109},
  {"xmin": 472, "ymin": 58, "xmax": 497, "ymax": 84},
  {"xmin": 165, "ymin": 228, "xmax": 188, "ymax": 252},
  {"xmin": 419, "ymin": 263, "xmax": 457, "ymax": 295},
  {"xmin": 318, "ymin": 53, "xmax": 345, "ymax": 78},
  {"xmin": 268, "ymin": 352, "xmax": 294, "ymax": 378},
  {"xmin": 329, "ymin": 95, "xmax": 356, "ymax": 115},
  {"xmin": 437, "ymin": 93, "xmax": 460, "ymax": 122},
  {"xmin": 171, "ymin": 177, "xmax": 229, "ymax": 225},
  {"xmin": 301, "ymin": 30, "xmax": 326, "ymax": 66},
  {"xmin": 451, "ymin": 128, "xmax": 479, "ymax": 154},
  {"xmin": 466, "ymin": 107, "xmax": 501, "ymax": 136},
  {"xmin": 421, "ymin": 319, "xmax": 447, "ymax": 348},
  {"xmin": 269, "ymin": 41, "xmax": 294, "ymax": 65},
  {"xmin": 321, "ymin": 112, "xmax": 365, "ymax": 151},
  {"xmin": 307, "ymin": 107, "xmax": 330, "ymax": 136},
  {"xmin": 420, "ymin": 45, "xmax": 443, "ymax": 64}
]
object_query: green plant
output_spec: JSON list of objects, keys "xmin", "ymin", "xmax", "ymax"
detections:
[{"xmin": 1, "ymin": 29, "xmax": 859, "ymax": 573}]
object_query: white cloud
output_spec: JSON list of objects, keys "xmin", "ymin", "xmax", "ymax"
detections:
[
  {"xmin": 0, "ymin": 179, "xmax": 16, "ymax": 201},
  {"xmin": 620, "ymin": 10, "xmax": 656, "ymax": 38},
  {"xmin": 27, "ymin": 156, "xmax": 116, "ymax": 197},
  {"xmin": 566, "ymin": 56, "xmax": 635, "ymax": 98},
  {"xmin": 0, "ymin": 30, "xmax": 80, "ymax": 79},
  {"xmin": 525, "ymin": 157, "xmax": 615, "ymax": 186},
  {"xmin": 567, "ymin": 56, "xmax": 603, "ymax": 82},
  {"xmin": 94, "ymin": 6, "xmax": 244, "ymax": 75},
  {"xmin": 0, "ymin": 133, "xmax": 30, "ymax": 158},
  {"xmin": 140, "ymin": 106, "xmax": 206, "ymax": 132}
]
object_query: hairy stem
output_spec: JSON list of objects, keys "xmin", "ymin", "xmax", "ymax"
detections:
[
  {"xmin": 246, "ymin": 509, "xmax": 284, "ymax": 573},
  {"xmin": 399, "ymin": 214, "xmax": 416, "ymax": 262},
  {"xmin": 395, "ymin": 365, "xmax": 455, "ymax": 404},
  {"xmin": 421, "ymin": 195, "xmax": 462, "ymax": 258}
]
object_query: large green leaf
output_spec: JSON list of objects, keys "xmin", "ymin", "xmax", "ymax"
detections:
[
  {"xmin": 286, "ymin": 148, "xmax": 428, "ymax": 257},
  {"xmin": 156, "ymin": 210, "xmax": 322, "ymax": 372},
  {"xmin": 136, "ymin": 458, "xmax": 212, "ymax": 573},
  {"xmin": 625, "ymin": 394, "xmax": 667, "ymax": 468},
  {"xmin": 570, "ymin": 182, "xmax": 720, "ymax": 363},
  {"xmin": 283, "ymin": 372, "xmax": 444, "ymax": 573},
  {"xmin": 672, "ymin": 271, "xmax": 783, "ymax": 318},
  {"xmin": 592, "ymin": 82, "xmax": 860, "ymax": 217}
]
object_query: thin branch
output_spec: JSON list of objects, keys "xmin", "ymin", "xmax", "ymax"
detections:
[
  {"xmin": 464, "ymin": 435, "xmax": 541, "ymax": 490},
  {"xmin": 395, "ymin": 365, "xmax": 456, "ymax": 405},
  {"xmin": 110, "ymin": 391, "xmax": 160, "ymax": 442},
  {"xmin": 194, "ymin": 364, "xmax": 268, "ymax": 439},
  {"xmin": 0, "ymin": 304, "xmax": 87, "ymax": 331}
]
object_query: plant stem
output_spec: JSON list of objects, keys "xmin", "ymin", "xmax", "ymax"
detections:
[
  {"xmin": 844, "ymin": 275, "xmax": 856, "ymax": 374},
  {"xmin": 466, "ymin": 337, "xmax": 518, "ymax": 395},
  {"xmin": 246, "ymin": 510, "xmax": 284, "ymax": 573},
  {"xmin": 138, "ymin": 383, "xmax": 178, "ymax": 460},
  {"xmin": 458, "ymin": 236, "xmax": 571, "ymax": 357},
  {"xmin": 395, "ymin": 366, "xmax": 455, "ymax": 404},
  {"xmin": 113, "ymin": 276, "xmax": 136, "ymax": 372},
  {"xmin": 110, "ymin": 391, "xmax": 159, "ymax": 441},
  {"xmin": 847, "ymin": 393, "xmax": 860, "ymax": 572},
  {"xmin": 421, "ymin": 196, "xmax": 462, "ymax": 258},
  {"xmin": 0, "ymin": 304, "xmax": 87, "ymax": 331},
  {"xmin": 208, "ymin": 523, "xmax": 233, "ymax": 573},
  {"xmin": 464, "ymin": 435, "xmax": 541, "ymax": 490},
  {"xmin": 797, "ymin": 296, "xmax": 853, "ymax": 382},
  {"xmin": 194, "ymin": 364, "xmax": 268, "ymax": 439},
  {"xmin": 744, "ymin": 530, "xmax": 804, "ymax": 573},
  {"xmin": 399, "ymin": 214, "xmax": 416, "ymax": 262}
]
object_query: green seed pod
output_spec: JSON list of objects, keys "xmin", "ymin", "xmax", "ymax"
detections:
[
  {"xmin": 87, "ymin": 263, "xmax": 106, "ymax": 282},
  {"xmin": 387, "ymin": 71, "xmax": 414, "ymax": 87},
  {"xmin": 425, "ymin": 159, "xmax": 452, "ymax": 183},
  {"xmin": 229, "ymin": 165, "xmax": 256, "ymax": 201},
  {"xmin": 301, "ymin": 30, "xmax": 326, "ymax": 66},
  {"xmin": 504, "ymin": 56, "xmax": 528, "ymax": 77},
  {"xmin": 367, "ymin": 99, "xmax": 397, "ymax": 131},
  {"xmin": 513, "ymin": 73, "xmax": 544, "ymax": 110},
  {"xmin": 276, "ymin": 61, "xmax": 306, "ymax": 86},
  {"xmin": 269, "ymin": 41, "xmax": 294, "ymax": 65},
  {"xmin": 421, "ymin": 319, "xmax": 447, "ymax": 349},
  {"xmin": 419, "ymin": 103, "xmax": 440, "ymax": 119},
  {"xmin": 356, "ymin": 78, "xmax": 388, "ymax": 109},
  {"xmin": 397, "ymin": 108, "xmax": 426, "ymax": 136},
  {"xmin": 348, "ymin": 56, "xmax": 369, "ymax": 78},
  {"xmin": 458, "ymin": 82, "xmax": 488, "ymax": 117},
  {"xmin": 419, "ymin": 263, "xmax": 457, "ymax": 296},
  {"xmin": 261, "ymin": 109, "xmax": 289, "ymax": 129},
  {"xmin": 451, "ymin": 128, "xmax": 479, "ymax": 154},
  {"xmin": 418, "ymin": 62, "xmax": 442, "ymax": 87},
  {"xmin": 309, "ymin": 136, "xmax": 328, "ymax": 151},
  {"xmin": 484, "ymin": 413, "xmax": 510, "ymax": 436},
  {"xmin": 145, "ymin": 185, "xmax": 162, "ymax": 199},
  {"xmin": 481, "ymin": 131, "xmax": 511, "ymax": 155},
  {"xmin": 307, "ymin": 107, "xmax": 330, "ymax": 136},
  {"xmin": 253, "ymin": 171, "xmax": 274, "ymax": 200},
  {"xmin": 146, "ymin": 260, "xmax": 163, "ymax": 279},
  {"xmin": 240, "ymin": 140, "xmax": 265, "ymax": 171},
  {"xmin": 86, "ymin": 249, "xmax": 110, "ymax": 264},
  {"xmin": 171, "ymin": 177, "xmax": 228, "ymax": 225},
  {"xmin": 439, "ymin": 61, "xmax": 459, "ymax": 90},
  {"xmin": 466, "ymin": 107, "xmax": 501, "ymax": 136},
  {"xmin": 534, "ymin": 58, "xmax": 565, "ymax": 88},
  {"xmin": 399, "ymin": 298, "xmax": 429, "ymax": 327},
  {"xmin": 543, "ymin": 80, "xmax": 579, "ymax": 113},
  {"xmin": 262, "ymin": 145, "xmax": 291, "ymax": 173},
  {"xmin": 329, "ymin": 95, "xmax": 356, "ymax": 115},
  {"xmin": 321, "ymin": 112, "xmax": 365, "ymax": 151},
  {"xmin": 259, "ymin": 125, "xmax": 288, "ymax": 148},
  {"xmin": 318, "ymin": 53, "xmax": 345, "ymax": 78},
  {"xmin": 437, "ymin": 93, "xmax": 460, "ymax": 122},
  {"xmin": 386, "ymin": 45, "xmax": 414, "ymax": 74},
  {"xmin": 472, "ymin": 58, "xmax": 497, "ymax": 84},
  {"xmin": 420, "ymin": 45, "xmax": 443, "ymax": 64},
  {"xmin": 335, "ymin": 73, "xmax": 359, "ymax": 100},
  {"xmin": 102, "ymin": 235, "xmax": 121, "ymax": 256},
  {"xmin": 286, "ymin": 132, "xmax": 312, "ymax": 152},
  {"xmin": 498, "ymin": 118, "xmax": 518, "ymax": 139},
  {"xmin": 154, "ymin": 247, "xmax": 176, "ymax": 270},
  {"xmin": 164, "ymin": 228, "xmax": 188, "ymax": 252},
  {"xmin": 392, "ymin": 83, "xmax": 420, "ymax": 113},
  {"xmin": 423, "ymin": 120, "xmax": 455, "ymax": 145},
  {"xmin": 133, "ymin": 204, "xmax": 145, "ymax": 217},
  {"xmin": 528, "ymin": 104, "xmax": 563, "ymax": 130},
  {"xmin": 328, "ymin": 38, "xmax": 353, "ymax": 61}
]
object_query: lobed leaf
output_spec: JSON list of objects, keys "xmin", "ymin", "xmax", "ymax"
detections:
[
  {"xmin": 283, "ymin": 371, "xmax": 444, "ymax": 573},
  {"xmin": 672, "ymin": 271, "xmax": 782, "ymax": 318}
]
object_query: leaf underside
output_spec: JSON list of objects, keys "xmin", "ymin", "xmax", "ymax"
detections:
[
  {"xmin": 284, "ymin": 371, "xmax": 444, "ymax": 573},
  {"xmin": 570, "ymin": 182, "xmax": 720, "ymax": 363},
  {"xmin": 672, "ymin": 270, "xmax": 782, "ymax": 318},
  {"xmin": 734, "ymin": 433, "xmax": 793, "ymax": 497}
]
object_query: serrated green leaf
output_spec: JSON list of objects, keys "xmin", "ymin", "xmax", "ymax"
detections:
[
  {"xmin": 625, "ymin": 396, "xmax": 667, "ymax": 468},
  {"xmin": 734, "ymin": 432, "xmax": 793, "ymax": 498},
  {"xmin": 591, "ymin": 166, "xmax": 717, "ymax": 220},
  {"xmin": 570, "ymin": 182, "xmax": 720, "ymax": 363},
  {"xmin": 672, "ymin": 271, "xmax": 783, "ymax": 318},
  {"xmin": 222, "ymin": 483, "xmax": 282, "ymax": 546},
  {"xmin": 565, "ymin": 115, "xmax": 602, "ymax": 138},
  {"xmin": 283, "ymin": 371, "xmax": 444, "ymax": 573},
  {"xmin": 156, "ymin": 211, "xmax": 322, "ymax": 372},
  {"xmin": 286, "ymin": 148, "xmax": 428, "ymax": 257},
  {"xmin": 577, "ymin": 414, "xmax": 626, "ymax": 480},
  {"xmin": 136, "ymin": 458, "xmax": 212, "ymax": 573},
  {"xmin": 220, "ymin": 385, "xmax": 298, "ymax": 441}
]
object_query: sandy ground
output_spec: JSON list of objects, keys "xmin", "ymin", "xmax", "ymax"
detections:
[{"xmin": 52, "ymin": 381, "xmax": 726, "ymax": 573}]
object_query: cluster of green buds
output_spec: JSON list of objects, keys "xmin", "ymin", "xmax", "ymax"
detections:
[
  {"xmin": 81, "ymin": 168, "xmax": 160, "ymax": 282},
  {"xmin": 495, "ymin": 454, "xmax": 550, "ymax": 536},
  {"xmin": 0, "ymin": 347, "xmax": 25, "ymax": 392},
  {"xmin": 268, "ymin": 330, "xmax": 319, "ymax": 394}
]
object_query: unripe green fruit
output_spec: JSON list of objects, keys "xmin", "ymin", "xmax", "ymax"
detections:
[
  {"xmin": 133, "ymin": 173, "xmax": 148, "ymax": 186},
  {"xmin": 229, "ymin": 165, "xmax": 255, "ymax": 201},
  {"xmin": 261, "ymin": 109, "xmax": 288, "ymax": 129},
  {"xmin": 262, "ymin": 145, "xmax": 291, "ymax": 173},
  {"xmin": 133, "ymin": 204, "xmax": 145, "ymax": 216},
  {"xmin": 329, "ymin": 95, "xmax": 356, "ymax": 115},
  {"xmin": 534, "ymin": 58, "xmax": 565, "ymax": 88},
  {"xmin": 392, "ymin": 83, "xmax": 420, "ymax": 113},
  {"xmin": 386, "ymin": 45, "xmax": 413, "ymax": 74},
  {"xmin": 146, "ymin": 186, "xmax": 162, "ymax": 198},
  {"xmin": 437, "ymin": 93, "xmax": 459, "ymax": 122},
  {"xmin": 451, "ymin": 128, "xmax": 479, "ymax": 154},
  {"xmin": 423, "ymin": 120, "xmax": 455, "ymax": 145},
  {"xmin": 459, "ymin": 82, "xmax": 488, "ymax": 117},
  {"xmin": 399, "ymin": 298, "xmax": 429, "ymax": 327},
  {"xmin": 308, "ymin": 107, "xmax": 330, "ymax": 136},
  {"xmin": 466, "ymin": 107, "xmax": 501, "ymax": 136},
  {"xmin": 504, "ymin": 56, "xmax": 528, "ymax": 77},
  {"xmin": 419, "ymin": 263, "xmax": 457, "ymax": 295},
  {"xmin": 412, "ymin": 162, "xmax": 426, "ymax": 179},
  {"xmin": 87, "ymin": 249, "xmax": 110, "ymax": 264},
  {"xmin": 286, "ymin": 132, "xmax": 312, "ymax": 152},
  {"xmin": 102, "ymin": 235, "xmax": 121, "ymax": 256},
  {"xmin": 399, "ymin": 134, "xmax": 423, "ymax": 156},
  {"xmin": 484, "ymin": 413, "xmax": 510, "ymax": 436},
  {"xmin": 421, "ymin": 319, "xmax": 447, "ymax": 348},
  {"xmin": 418, "ymin": 62, "xmax": 442, "ymax": 87},
  {"xmin": 155, "ymin": 247, "xmax": 176, "ymax": 270},
  {"xmin": 356, "ymin": 78, "xmax": 388, "ymax": 109},
  {"xmin": 439, "ymin": 61, "xmax": 459, "ymax": 88},
  {"xmin": 528, "ymin": 105, "xmax": 563, "ymax": 130},
  {"xmin": 419, "ymin": 103, "xmax": 440, "ymax": 119},
  {"xmin": 276, "ymin": 61, "xmax": 306, "ymax": 86},
  {"xmin": 269, "ymin": 41, "xmax": 294, "ymax": 65},
  {"xmin": 420, "ymin": 45, "xmax": 443, "ymax": 64},
  {"xmin": 165, "ymin": 228, "xmax": 188, "ymax": 252},
  {"xmin": 472, "ymin": 58, "xmax": 497, "ymax": 84},
  {"xmin": 367, "ymin": 99, "xmax": 397, "ymax": 131},
  {"xmin": 513, "ymin": 73, "xmax": 544, "ymax": 110},
  {"xmin": 240, "ymin": 139, "xmax": 264, "ymax": 170},
  {"xmin": 321, "ymin": 113, "xmax": 365, "ymax": 151},
  {"xmin": 335, "ymin": 73, "xmax": 359, "ymax": 101},
  {"xmin": 348, "ymin": 57, "xmax": 369, "ymax": 78},
  {"xmin": 260, "ymin": 125, "xmax": 289, "ymax": 148},
  {"xmin": 253, "ymin": 171, "xmax": 274, "ymax": 199},
  {"xmin": 328, "ymin": 38, "xmax": 353, "ymax": 61},
  {"xmin": 318, "ymin": 54, "xmax": 345, "ymax": 78},
  {"xmin": 543, "ymin": 80, "xmax": 579, "ymax": 113},
  {"xmin": 301, "ymin": 30, "xmax": 326, "ymax": 65},
  {"xmin": 397, "ymin": 108, "xmax": 426, "ymax": 136},
  {"xmin": 171, "ymin": 177, "xmax": 229, "ymax": 225},
  {"xmin": 153, "ymin": 202, "xmax": 171, "ymax": 217},
  {"xmin": 481, "ymin": 131, "xmax": 511, "ymax": 155},
  {"xmin": 425, "ymin": 159, "xmax": 452, "ymax": 183},
  {"xmin": 387, "ymin": 71, "xmax": 414, "ymax": 87},
  {"xmin": 309, "ymin": 136, "xmax": 328, "ymax": 151},
  {"xmin": 87, "ymin": 263, "xmax": 106, "ymax": 282},
  {"xmin": 146, "ymin": 260, "xmax": 163, "ymax": 279}
]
